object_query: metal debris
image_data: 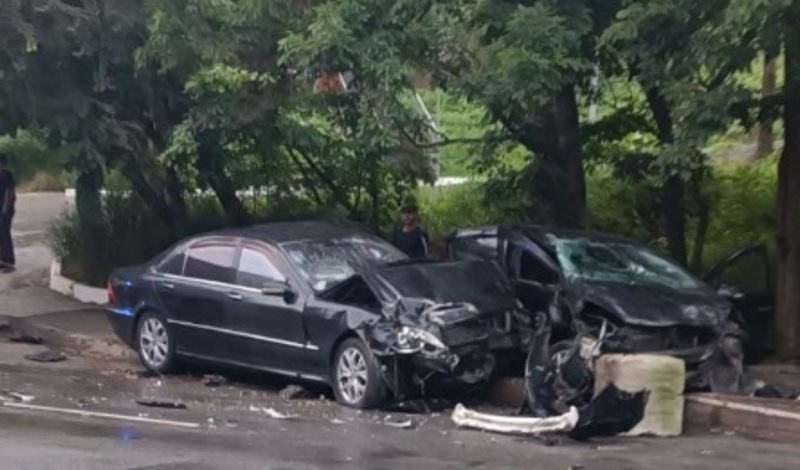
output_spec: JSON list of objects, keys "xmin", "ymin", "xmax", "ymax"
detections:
[
  {"xmin": 263, "ymin": 408, "xmax": 298, "ymax": 420},
  {"xmin": 280, "ymin": 384, "xmax": 314, "ymax": 401},
  {"xmin": 1, "ymin": 391, "xmax": 34, "ymax": 403},
  {"xmin": 24, "ymin": 349, "xmax": 67, "ymax": 363},
  {"xmin": 135, "ymin": 398, "xmax": 187, "ymax": 409},
  {"xmin": 8, "ymin": 331, "xmax": 44, "ymax": 345},
  {"xmin": 382, "ymin": 415, "xmax": 416, "ymax": 430},
  {"xmin": 202, "ymin": 374, "xmax": 226, "ymax": 387}
]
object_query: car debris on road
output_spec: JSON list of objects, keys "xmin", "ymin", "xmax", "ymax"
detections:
[
  {"xmin": 135, "ymin": 398, "xmax": 187, "ymax": 409},
  {"xmin": 0, "ymin": 391, "xmax": 35, "ymax": 403},
  {"xmin": 452, "ymin": 384, "xmax": 647, "ymax": 440},
  {"xmin": 24, "ymin": 349, "xmax": 67, "ymax": 363},
  {"xmin": 202, "ymin": 374, "xmax": 226, "ymax": 387}
]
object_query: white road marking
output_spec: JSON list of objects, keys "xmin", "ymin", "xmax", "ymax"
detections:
[{"xmin": 3, "ymin": 402, "xmax": 201, "ymax": 429}]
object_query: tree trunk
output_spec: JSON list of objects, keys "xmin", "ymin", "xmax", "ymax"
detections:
[
  {"xmin": 75, "ymin": 166, "xmax": 103, "ymax": 227},
  {"xmin": 120, "ymin": 155, "xmax": 186, "ymax": 236},
  {"xmin": 197, "ymin": 138, "xmax": 250, "ymax": 226},
  {"xmin": 775, "ymin": 3, "xmax": 800, "ymax": 359},
  {"xmin": 645, "ymin": 86, "xmax": 688, "ymax": 265},
  {"xmin": 553, "ymin": 86, "xmax": 586, "ymax": 229},
  {"xmin": 756, "ymin": 50, "xmax": 779, "ymax": 158}
]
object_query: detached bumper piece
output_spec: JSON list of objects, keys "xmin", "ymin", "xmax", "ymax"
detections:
[{"xmin": 452, "ymin": 384, "xmax": 647, "ymax": 440}]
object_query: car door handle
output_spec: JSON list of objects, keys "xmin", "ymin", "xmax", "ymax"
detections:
[
  {"xmin": 160, "ymin": 282, "xmax": 175, "ymax": 291},
  {"xmin": 226, "ymin": 292, "xmax": 243, "ymax": 302}
]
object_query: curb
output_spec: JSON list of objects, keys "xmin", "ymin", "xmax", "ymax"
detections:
[
  {"xmin": 684, "ymin": 393, "xmax": 800, "ymax": 443},
  {"xmin": 49, "ymin": 260, "xmax": 108, "ymax": 305}
]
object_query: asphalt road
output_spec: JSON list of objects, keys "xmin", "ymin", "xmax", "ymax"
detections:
[{"xmin": 4, "ymin": 396, "xmax": 800, "ymax": 470}]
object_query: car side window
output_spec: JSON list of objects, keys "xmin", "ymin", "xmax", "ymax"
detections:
[
  {"xmin": 184, "ymin": 243, "xmax": 236, "ymax": 284},
  {"xmin": 158, "ymin": 252, "xmax": 185, "ymax": 275},
  {"xmin": 519, "ymin": 250, "xmax": 559, "ymax": 285},
  {"xmin": 452, "ymin": 235, "xmax": 498, "ymax": 260},
  {"xmin": 236, "ymin": 246, "xmax": 287, "ymax": 289}
]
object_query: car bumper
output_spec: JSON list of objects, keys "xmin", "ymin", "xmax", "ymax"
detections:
[{"xmin": 106, "ymin": 308, "xmax": 136, "ymax": 347}]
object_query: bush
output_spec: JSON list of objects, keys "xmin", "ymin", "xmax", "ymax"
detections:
[{"xmin": 51, "ymin": 193, "xmax": 207, "ymax": 287}]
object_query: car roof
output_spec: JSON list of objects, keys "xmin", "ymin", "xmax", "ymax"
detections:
[
  {"xmin": 452, "ymin": 224, "xmax": 637, "ymax": 245},
  {"xmin": 515, "ymin": 224, "xmax": 637, "ymax": 245},
  {"xmin": 203, "ymin": 221, "xmax": 375, "ymax": 245}
]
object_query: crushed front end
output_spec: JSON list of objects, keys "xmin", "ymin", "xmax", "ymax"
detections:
[
  {"xmin": 365, "ymin": 300, "xmax": 500, "ymax": 400},
  {"xmin": 525, "ymin": 310, "xmax": 750, "ymax": 416}
]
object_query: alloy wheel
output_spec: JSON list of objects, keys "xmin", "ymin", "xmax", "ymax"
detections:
[
  {"xmin": 337, "ymin": 347, "xmax": 368, "ymax": 404},
  {"xmin": 139, "ymin": 317, "xmax": 169, "ymax": 369}
]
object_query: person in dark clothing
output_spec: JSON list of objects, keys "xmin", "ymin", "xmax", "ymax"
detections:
[
  {"xmin": 390, "ymin": 203, "xmax": 430, "ymax": 259},
  {"xmin": 0, "ymin": 153, "xmax": 16, "ymax": 271}
]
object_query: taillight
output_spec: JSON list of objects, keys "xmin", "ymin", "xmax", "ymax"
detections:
[{"xmin": 107, "ymin": 279, "xmax": 117, "ymax": 305}]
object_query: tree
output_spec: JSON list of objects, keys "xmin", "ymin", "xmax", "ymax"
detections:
[
  {"xmin": 427, "ymin": 0, "xmax": 614, "ymax": 229},
  {"xmin": 775, "ymin": 0, "xmax": 800, "ymax": 358},
  {"xmin": 601, "ymin": 0, "xmax": 760, "ymax": 265}
]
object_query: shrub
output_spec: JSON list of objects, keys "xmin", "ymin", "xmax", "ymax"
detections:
[
  {"xmin": 51, "ymin": 193, "xmax": 204, "ymax": 287},
  {"xmin": 50, "ymin": 191, "xmax": 340, "ymax": 287}
]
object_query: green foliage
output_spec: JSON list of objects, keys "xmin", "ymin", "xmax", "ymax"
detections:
[{"xmin": 0, "ymin": 130, "xmax": 69, "ymax": 185}]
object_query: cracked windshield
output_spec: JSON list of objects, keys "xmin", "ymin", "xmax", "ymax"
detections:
[
  {"xmin": 549, "ymin": 236, "xmax": 702, "ymax": 290},
  {"xmin": 284, "ymin": 238, "xmax": 406, "ymax": 292}
]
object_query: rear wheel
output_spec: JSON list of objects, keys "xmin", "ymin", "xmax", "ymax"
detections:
[
  {"xmin": 136, "ymin": 311, "xmax": 176, "ymax": 374},
  {"xmin": 332, "ymin": 338, "xmax": 386, "ymax": 409}
]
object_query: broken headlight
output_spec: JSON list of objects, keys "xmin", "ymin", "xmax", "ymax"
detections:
[{"xmin": 395, "ymin": 326, "xmax": 447, "ymax": 354}]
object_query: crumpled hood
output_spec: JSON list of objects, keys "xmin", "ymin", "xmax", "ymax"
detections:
[
  {"xmin": 363, "ymin": 259, "xmax": 519, "ymax": 314},
  {"xmin": 572, "ymin": 280, "xmax": 730, "ymax": 328}
]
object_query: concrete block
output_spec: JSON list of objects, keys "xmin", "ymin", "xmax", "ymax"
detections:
[{"xmin": 595, "ymin": 354, "xmax": 686, "ymax": 437}]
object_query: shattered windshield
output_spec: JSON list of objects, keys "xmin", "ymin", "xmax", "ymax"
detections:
[
  {"xmin": 283, "ymin": 237, "xmax": 407, "ymax": 293},
  {"xmin": 548, "ymin": 235, "xmax": 702, "ymax": 290}
]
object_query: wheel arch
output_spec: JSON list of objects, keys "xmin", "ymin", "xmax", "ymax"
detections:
[{"xmin": 328, "ymin": 330, "xmax": 362, "ymax": 370}]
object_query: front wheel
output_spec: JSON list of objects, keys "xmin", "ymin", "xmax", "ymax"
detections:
[
  {"xmin": 332, "ymin": 338, "xmax": 387, "ymax": 409},
  {"xmin": 136, "ymin": 311, "xmax": 176, "ymax": 374}
]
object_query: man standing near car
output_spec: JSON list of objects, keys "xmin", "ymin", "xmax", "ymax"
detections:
[
  {"xmin": 391, "ymin": 203, "xmax": 430, "ymax": 259},
  {"xmin": 0, "ymin": 153, "xmax": 16, "ymax": 272}
]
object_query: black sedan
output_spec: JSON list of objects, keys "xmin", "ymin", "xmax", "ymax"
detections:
[
  {"xmin": 448, "ymin": 225, "xmax": 774, "ymax": 412},
  {"xmin": 107, "ymin": 222, "xmax": 524, "ymax": 408}
]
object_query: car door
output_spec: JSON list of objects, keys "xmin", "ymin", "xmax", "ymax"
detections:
[
  {"xmin": 224, "ymin": 241, "xmax": 312, "ymax": 375},
  {"xmin": 165, "ymin": 238, "xmax": 238, "ymax": 360},
  {"xmin": 506, "ymin": 238, "xmax": 567, "ymax": 328},
  {"xmin": 704, "ymin": 245, "xmax": 775, "ymax": 362}
]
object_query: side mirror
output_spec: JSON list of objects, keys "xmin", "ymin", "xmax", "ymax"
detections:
[{"xmin": 261, "ymin": 283, "xmax": 297, "ymax": 304}]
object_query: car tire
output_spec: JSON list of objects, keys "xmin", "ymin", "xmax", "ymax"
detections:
[
  {"xmin": 332, "ymin": 338, "xmax": 387, "ymax": 409},
  {"xmin": 526, "ymin": 340, "xmax": 593, "ymax": 415},
  {"xmin": 136, "ymin": 311, "xmax": 176, "ymax": 374}
]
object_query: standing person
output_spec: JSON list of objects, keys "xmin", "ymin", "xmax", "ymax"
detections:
[
  {"xmin": 390, "ymin": 203, "xmax": 430, "ymax": 259},
  {"xmin": 0, "ymin": 153, "xmax": 16, "ymax": 272}
]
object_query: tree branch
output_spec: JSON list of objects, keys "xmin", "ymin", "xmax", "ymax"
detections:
[{"xmin": 398, "ymin": 126, "xmax": 512, "ymax": 149}]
